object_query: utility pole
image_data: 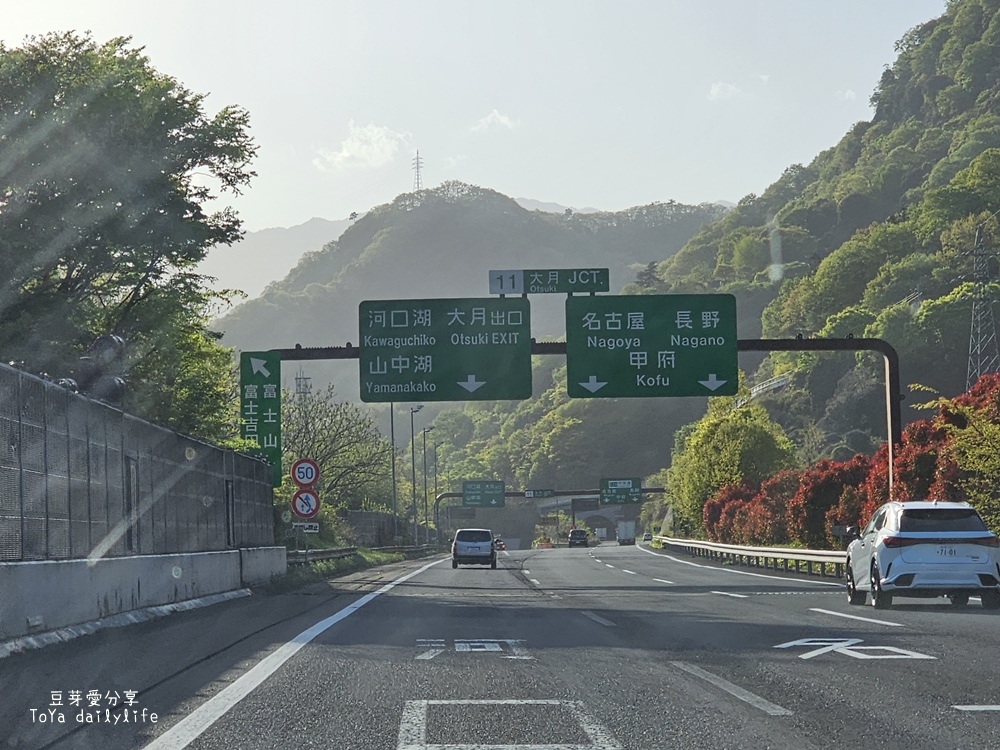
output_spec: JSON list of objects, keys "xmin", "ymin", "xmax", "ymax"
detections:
[{"xmin": 389, "ymin": 403, "xmax": 398, "ymax": 539}]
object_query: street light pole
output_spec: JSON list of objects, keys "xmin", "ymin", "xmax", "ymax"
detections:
[
  {"xmin": 389, "ymin": 403, "xmax": 398, "ymax": 539},
  {"xmin": 422, "ymin": 427, "xmax": 434, "ymax": 545},
  {"xmin": 433, "ymin": 441, "xmax": 442, "ymax": 543},
  {"xmin": 409, "ymin": 405, "xmax": 423, "ymax": 543}
]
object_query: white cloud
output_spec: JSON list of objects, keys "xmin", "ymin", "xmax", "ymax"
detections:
[
  {"xmin": 836, "ymin": 89, "xmax": 857, "ymax": 101},
  {"xmin": 443, "ymin": 154, "xmax": 468, "ymax": 169},
  {"xmin": 759, "ymin": 74, "xmax": 771, "ymax": 85},
  {"xmin": 707, "ymin": 81, "xmax": 742, "ymax": 100},
  {"xmin": 313, "ymin": 121, "xmax": 411, "ymax": 171},
  {"xmin": 471, "ymin": 109, "xmax": 519, "ymax": 132}
]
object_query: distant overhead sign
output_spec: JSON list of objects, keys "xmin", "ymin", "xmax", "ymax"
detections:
[
  {"xmin": 463, "ymin": 480, "xmax": 506, "ymax": 508},
  {"xmin": 565, "ymin": 294, "xmax": 738, "ymax": 398},
  {"xmin": 489, "ymin": 269, "xmax": 609, "ymax": 295},
  {"xmin": 600, "ymin": 478, "xmax": 642, "ymax": 505},
  {"xmin": 359, "ymin": 297, "xmax": 532, "ymax": 402},
  {"xmin": 523, "ymin": 489, "xmax": 555, "ymax": 498}
]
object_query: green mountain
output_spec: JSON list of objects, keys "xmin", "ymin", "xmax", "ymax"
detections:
[
  {"xmin": 216, "ymin": 183, "xmax": 727, "ymax": 350},
  {"xmin": 642, "ymin": 0, "xmax": 1000, "ymax": 459}
]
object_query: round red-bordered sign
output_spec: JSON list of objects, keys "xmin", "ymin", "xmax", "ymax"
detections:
[
  {"xmin": 291, "ymin": 488, "xmax": 320, "ymax": 519},
  {"xmin": 291, "ymin": 458, "xmax": 320, "ymax": 488}
]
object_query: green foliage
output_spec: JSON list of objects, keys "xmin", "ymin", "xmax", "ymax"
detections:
[
  {"xmin": 0, "ymin": 32, "xmax": 256, "ymax": 440},
  {"xmin": 667, "ymin": 398, "xmax": 796, "ymax": 534}
]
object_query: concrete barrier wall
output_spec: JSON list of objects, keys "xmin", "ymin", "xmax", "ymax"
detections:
[
  {"xmin": 0, "ymin": 546, "xmax": 286, "ymax": 641},
  {"xmin": 240, "ymin": 546, "xmax": 287, "ymax": 585}
]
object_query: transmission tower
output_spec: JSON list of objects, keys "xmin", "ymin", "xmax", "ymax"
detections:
[
  {"xmin": 412, "ymin": 150, "xmax": 423, "ymax": 191},
  {"xmin": 966, "ymin": 224, "xmax": 1000, "ymax": 390},
  {"xmin": 294, "ymin": 366, "xmax": 312, "ymax": 397}
]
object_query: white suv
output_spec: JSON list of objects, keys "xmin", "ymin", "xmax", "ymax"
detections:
[
  {"xmin": 846, "ymin": 501, "xmax": 1000, "ymax": 609},
  {"xmin": 451, "ymin": 528, "xmax": 497, "ymax": 569}
]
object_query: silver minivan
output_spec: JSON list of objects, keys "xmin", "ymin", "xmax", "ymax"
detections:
[{"xmin": 452, "ymin": 528, "xmax": 498, "ymax": 569}]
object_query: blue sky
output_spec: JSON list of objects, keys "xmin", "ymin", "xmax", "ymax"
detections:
[{"xmin": 4, "ymin": 0, "xmax": 948, "ymax": 231}]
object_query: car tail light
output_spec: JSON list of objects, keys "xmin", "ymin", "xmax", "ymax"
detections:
[{"xmin": 882, "ymin": 536, "xmax": 918, "ymax": 548}]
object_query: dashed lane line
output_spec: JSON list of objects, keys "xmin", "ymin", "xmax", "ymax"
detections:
[
  {"xmin": 712, "ymin": 591, "xmax": 749, "ymax": 599},
  {"xmin": 580, "ymin": 610, "xmax": 617, "ymax": 627},
  {"xmin": 670, "ymin": 661, "xmax": 792, "ymax": 716},
  {"xmin": 809, "ymin": 607, "xmax": 903, "ymax": 627}
]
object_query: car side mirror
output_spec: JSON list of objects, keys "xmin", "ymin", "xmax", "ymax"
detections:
[{"xmin": 845, "ymin": 526, "xmax": 860, "ymax": 539}]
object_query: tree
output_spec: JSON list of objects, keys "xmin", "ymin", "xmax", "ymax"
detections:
[
  {"xmin": 668, "ymin": 398, "xmax": 796, "ymax": 534},
  {"xmin": 0, "ymin": 33, "xmax": 256, "ymax": 437},
  {"xmin": 282, "ymin": 385, "xmax": 392, "ymax": 514}
]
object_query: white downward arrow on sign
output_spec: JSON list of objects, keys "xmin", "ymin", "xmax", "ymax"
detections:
[
  {"xmin": 579, "ymin": 375, "xmax": 607, "ymax": 393},
  {"xmin": 458, "ymin": 375, "xmax": 486, "ymax": 392},
  {"xmin": 250, "ymin": 358, "xmax": 271, "ymax": 378},
  {"xmin": 698, "ymin": 374, "xmax": 727, "ymax": 391}
]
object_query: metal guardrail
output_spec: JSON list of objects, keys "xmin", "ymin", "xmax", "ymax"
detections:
[
  {"xmin": 653, "ymin": 536, "xmax": 846, "ymax": 579},
  {"xmin": 286, "ymin": 544, "xmax": 438, "ymax": 565},
  {"xmin": 286, "ymin": 547, "xmax": 358, "ymax": 565}
]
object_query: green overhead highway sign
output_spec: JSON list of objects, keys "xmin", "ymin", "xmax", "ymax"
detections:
[
  {"xmin": 463, "ymin": 480, "xmax": 506, "ymax": 507},
  {"xmin": 239, "ymin": 350, "xmax": 282, "ymax": 485},
  {"xmin": 359, "ymin": 297, "xmax": 532, "ymax": 403},
  {"xmin": 523, "ymin": 489, "xmax": 555, "ymax": 498},
  {"xmin": 489, "ymin": 268, "xmax": 609, "ymax": 295},
  {"xmin": 565, "ymin": 294, "xmax": 738, "ymax": 398},
  {"xmin": 600, "ymin": 478, "xmax": 642, "ymax": 504}
]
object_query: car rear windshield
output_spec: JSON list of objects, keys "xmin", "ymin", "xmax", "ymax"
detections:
[
  {"xmin": 456, "ymin": 530, "xmax": 493, "ymax": 542},
  {"xmin": 569, "ymin": 530, "xmax": 586, "ymax": 538},
  {"xmin": 899, "ymin": 508, "xmax": 987, "ymax": 532}
]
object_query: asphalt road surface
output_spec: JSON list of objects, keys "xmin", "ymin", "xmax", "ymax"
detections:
[{"xmin": 4, "ymin": 543, "xmax": 1000, "ymax": 749}]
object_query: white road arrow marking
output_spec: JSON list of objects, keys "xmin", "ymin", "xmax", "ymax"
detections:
[
  {"xmin": 458, "ymin": 375, "xmax": 486, "ymax": 392},
  {"xmin": 580, "ymin": 375, "xmax": 607, "ymax": 393},
  {"xmin": 698, "ymin": 373, "xmax": 727, "ymax": 391},
  {"xmin": 250, "ymin": 358, "xmax": 271, "ymax": 378}
]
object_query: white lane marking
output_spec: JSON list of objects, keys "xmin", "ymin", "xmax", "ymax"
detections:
[
  {"xmin": 503, "ymin": 551, "xmax": 510, "ymax": 557},
  {"xmin": 711, "ymin": 590, "xmax": 748, "ymax": 599},
  {"xmin": 775, "ymin": 637, "xmax": 934, "ymax": 660},
  {"xmin": 397, "ymin": 699, "xmax": 624, "ymax": 749},
  {"xmin": 670, "ymin": 661, "xmax": 792, "ymax": 716},
  {"xmin": 529, "ymin": 578, "xmax": 542, "ymax": 586},
  {"xmin": 605, "ymin": 564, "xmax": 615, "ymax": 568},
  {"xmin": 955, "ymin": 705, "xmax": 1000, "ymax": 711},
  {"xmin": 594, "ymin": 559, "xmax": 603, "ymax": 563},
  {"xmin": 415, "ymin": 639, "xmax": 447, "ymax": 660},
  {"xmin": 809, "ymin": 608, "xmax": 903, "ymax": 627},
  {"xmin": 635, "ymin": 544, "xmax": 842, "ymax": 586},
  {"xmin": 654, "ymin": 578, "xmax": 675, "ymax": 585},
  {"xmin": 522, "ymin": 569, "xmax": 530, "ymax": 575},
  {"xmin": 142, "ymin": 557, "xmax": 445, "ymax": 750},
  {"xmin": 580, "ymin": 610, "xmax": 616, "ymax": 627},
  {"xmin": 622, "ymin": 569, "xmax": 637, "ymax": 575}
]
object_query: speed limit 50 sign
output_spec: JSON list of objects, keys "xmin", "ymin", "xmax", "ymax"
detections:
[{"xmin": 291, "ymin": 458, "xmax": 320, "ymax": 487}]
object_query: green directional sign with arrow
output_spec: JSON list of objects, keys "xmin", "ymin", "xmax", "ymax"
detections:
[
  {"xmin": 359, "ymin": 297, "xmax": 532, "ymax": 403},
  {"xmin": 463, "ymin": 480, "xmax": 506, "ymax": 508},
  {"xmin": 565, "ymin": 294, "xmax": 738, "ymax": 398},
  {"xmin": 239, "ymin": 350, "xmax": 282, "ymax": 485}
]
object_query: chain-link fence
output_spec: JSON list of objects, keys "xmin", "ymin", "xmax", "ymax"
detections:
[{"xmin": 0, "ymin": 362, "xmax": 274, "ymax": 561}]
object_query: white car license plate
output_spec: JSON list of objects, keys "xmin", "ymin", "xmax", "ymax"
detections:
[{"xmin": 936, "ymin": 545, "xmax": 957, "ymax": 557}]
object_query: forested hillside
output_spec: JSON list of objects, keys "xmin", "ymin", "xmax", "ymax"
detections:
[
  {"xmin": 423, "ymin": 0, "xmax": 1000, "ymax": 539},
  {"xmin": 217, "ymin": 183, "xmax": 727, "ymax": 349}
]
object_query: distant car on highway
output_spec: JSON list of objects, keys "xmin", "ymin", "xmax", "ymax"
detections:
[
  {"xmin": 642, "ymin": 532, "xmax": 653, "ymax": 542},
  {"xmin": 452, "ymin": 528, "xmax": 498, "ymax": 569},
  {"xmin": 494, "ymin": 538, "xmax": 506, "ymax": 551},
  {"xmin": 846, "ymin": 501, "xmax": 1000, "ymax": 609},
  {"xmin": 568, "ymin": 529, "xmax": 588, "ymax": 548}
]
